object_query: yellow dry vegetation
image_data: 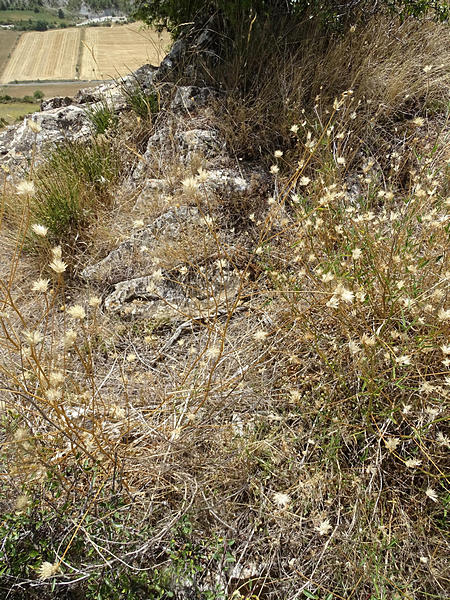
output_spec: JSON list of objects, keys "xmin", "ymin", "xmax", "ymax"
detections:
[
  {"xmin": 79, "ymin": 23, "xmax": 170, "ymax": 80},
  {"xmin": 0, "ymin": 29, "xmax": 81, "ymax": 84}
]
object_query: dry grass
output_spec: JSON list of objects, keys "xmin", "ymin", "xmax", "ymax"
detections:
[{"xmin": 0, "ymin": 13, "xmax": 449, "ymax": 600}]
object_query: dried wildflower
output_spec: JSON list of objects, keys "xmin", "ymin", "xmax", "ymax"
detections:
[
  {"xmin": 338, "ymin": 286, "xmax": 354, "ymax": 304},
  {"xmin": 51, "ymin": 245, "xmax": 62, "ymax": 259},
  {"xmin": 405, "ymin": 458, "xmax": 422, "ymax": 468},
  {"xmin": 38, "ymin": 561, "xmax": 59, "ymax": 580},
  {"xmin": 16, "ymin": 180, "xmax": 35, "ymax": 196},
  {"xmin": 441, "ymin": 345, "xmax": 450, "ymax": 355},
  {"xmin": 15, "ymin": 494, "xmax": 30, "ymax": 512},
  {"xmin": 32, "ymin": 278, "xmax": 49, "ymax": 293},
  {"xmin": 31, "ymin": 223, "xmax": 48, "ymax": 237},
  {"xmin": 352, "ymin": 248, "xmax": 362, "ymax": 260},
  {"xmin": 23, "ymin": 330, "xmax": 44, "ymax": 346},
  {"xmin": 67, "ymin": 305, "xmax": 85, "ymax": 320},
  {"xmin": 321, "ymin": 272, "xmax": 334, "ymax": 283},
  {"xmin": 290, "ymin": 124, "xmax": 299, "ymax": 133},
  {"xmin": 182, "ymin": 176, "xmax": 198, "ymax": 191},
  {"xmin": 361, "ymin": 334, "xmax": 376, "ymax": 346},
  {"xmin": 316, "ymin": 519, "xmax": 333, "ymax": 536},
  {"xmin": 270, "ymin": 165, "xmax": 279, "ymax": 175},
  {"xmin": 49, "ymin": 258, "xmax": 67, "ymax": 274},
  {"xmin": 196, "ymin": 166, "xmax": 209, "ymax": 183},
  {"xmin": 384, "ymin": 437, "xmax": 400, "ymax": 452},
  {"xmin": 273, "ymin": 492, "xmax": 291, "ymax": 509},
  {"xmin": 326, "ymin": 296, "xmax": 339, "ymax": 309},
  {"xmin": 133, "ymin": 219, "xmax": 144, "ymax": 228},
  {"xmin": 64, "ymin": 328, "xmax": 77, "ymax": 348},
  {"xmin": 27, "ymin": 118, "xmax": 41, "ymax": 133},
  {"xmin": 412, "ymin": 117, "xmax": 425, "ymax": 127},
  {"xmin": 49, "ymin": 371, "xmax": 64, "ymax": 386},
  {"xmin": 274, "ymin": 150, "xmax": 283, "ymax": 158},
  {"xmin": 425, "ymin": 488, "xmax": 438, "ymax": 502},
  {"xmin": 46, "ymin": 388, "xmax": 62, "ymax": 402},
  {"xmin": 126, "ymin": 353, "xmax": 136, "ymax": 363},
  {"xmin": 348, "ymin": 340, "xmax": 361, "ymax": 354},
  {"xmin": 254, "ymin": 330, "xmax": 268, "ymax": 342},
  {"xmin": 205, "ymin": 346, "xmax": 220, "ymax": 360},
  {"xmin": 336, "ymin": 157, "xmax": 346, "ymax": 166},
  {"xmin": 423, "ymin": 65, "xmax": 432, "ymax": 73},
  {"xmin": 436, "ymin": 431, "xmax": 450, "ymax": 448},
  {"xmin": 395, "ymin": 355, "xmax": 411, "ymax": 366},
  {"xmin": 299, "ymin": 176, "xmax": 311, "ymax": 186},
  {"xmin": 88, "ymin": 296, "xmax": 101, "ymax": 308}
]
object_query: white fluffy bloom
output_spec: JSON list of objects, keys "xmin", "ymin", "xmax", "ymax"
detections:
[
  {"xmin": 273, "ymin": 492, "xmax": 291, "ymax": 509},
  {"xmin": 16, "ymin": 180, "xmax": 35, "ymax": 196},
  {"xmin": 67, "ymin": 305, "xmax": 85, "ymax": 320},
  {"xmin": 31, "ymin": 223, "xmax": 48, "ymax": 237},
  {"xmin": 315, "ymin": 519, "xmax": 332, "ymax": 536}
]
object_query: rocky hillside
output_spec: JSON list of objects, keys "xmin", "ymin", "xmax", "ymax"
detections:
[{"xmin": 0, "ymin": 15, "xmax": 449, "ymax": 600}]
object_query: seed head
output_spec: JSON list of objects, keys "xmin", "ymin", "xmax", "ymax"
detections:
[
  {"xmin": 31, "ymin": 223, "xmax": 48, "ymax": 237},
  {"xmin": 16, "ymin": 180, "xmax": 35, "ymax": 196},
  {"xmin": 67, "ymin": 305, "xmax": 85, "ymax": 320},
  {"xmin": 37, "ymin": 561, "xmax": 59, "ymax": 581},
  {"xmin": 32, "ymin": 278, "xmax": 49, "ymax": 293},
  {"xmin": 49, "ymin": 258, "xmax": 67, "ymax": 274}
]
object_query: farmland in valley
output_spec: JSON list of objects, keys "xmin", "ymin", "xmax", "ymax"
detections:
[
  {"xmin": 0, "ymin": 24, "xmax": 170, "ymax": 85},
  {"xmin": 80, "ymin": 23, "xmax": 170, "ymax": 80},
  {"xmin": 1, "ymin": 29, "xmax": 81, "ymax": 83},
  {"xmin": 0, "ymin": 30, "xmax": 21, "ymax": 78}
]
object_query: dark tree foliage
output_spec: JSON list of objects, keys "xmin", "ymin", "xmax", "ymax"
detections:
[{"xmin": 135, "ymin": 0, "xmax": 449, "ymax": 34}]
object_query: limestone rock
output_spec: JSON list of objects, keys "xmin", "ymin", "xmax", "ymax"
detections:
[
  {"xmin": 81, "ymin": 206, "xmax": 202, "ymax": 285},
  {"xmin": 170, "ymin": 86, "xmax": 218, "ymax": 112},
  {"xmin": 0, "ymin": 105, "xmax": 92, "ymax": 171}
]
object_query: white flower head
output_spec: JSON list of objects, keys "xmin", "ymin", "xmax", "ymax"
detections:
[
  {"xmin": 274, "ymin": 150, "xmax": 283, "ymax": 158},
  {"xmin": 23, "ymin": 330, "xmax": 44, "ymax": 346},
  {"xmin": 67, "ymin": 305, "xmax": 85, "ymax": 320},
  {"xmin": 27, "ymin": 118, "xmax": 41, "ymax": 134},
  {"xmin": 384, "ymin": 437, "xmax": 400, "ymax": 452},
  {"xmin": 31, "ymin": 223, "xmax": 48, "ymax": 237},
  {"xmin": 273, "ymin": 492, "xmax": 291, "ymax": 509},
  {"xmin": 405, "ymin": 458, "xmax": 422, "ymax": 468},
  {"xmin": 37, "ymin": 561, "xmax": 59, "ymax": 581},
  {"xmin": 49, "ymin": 258, "xmax": 67, "ymax": 274},
  {"xmin": 32, "ymin": 278, "xmax": 49, "ymax": 293},
  {"xmin": 270, "ymin": 165, "xmax": 279, "ymax": 175},
  {"xmin": 254, "ymin": 330, "xmax": 268, "ymax": 342},
  {"xmin": 316, "ymin": 519, "xmax": 333, "ymax": 536},
  {"xmin": 425, "ymin": 488, "xmax": 438, "ymax": 502},
  {"xmin": 16, "ymin": 180, "xmax": 35, "ymax": 196}
]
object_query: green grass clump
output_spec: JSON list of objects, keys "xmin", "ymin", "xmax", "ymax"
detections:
[{"xmin": 32, "ymin": 137, "xmax": 122, "ymax": 244}]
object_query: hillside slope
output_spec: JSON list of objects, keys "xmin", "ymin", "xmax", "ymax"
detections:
[{"xmin": 0, "ymin": 13, "xmax": 449, "ymax": 600}]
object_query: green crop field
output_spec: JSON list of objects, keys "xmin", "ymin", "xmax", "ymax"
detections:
[
  {"xmin": 0, "ymin": 101, "xmax": 36, "ymax": 126},
  {"xmin": 0, "ymin": 9, "xmax": 73, "ymax": 28}
]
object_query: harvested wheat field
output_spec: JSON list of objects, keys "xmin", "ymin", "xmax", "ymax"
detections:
[
  {"xmin": 80, "ymin": 23, "xmax": 170, "ymax": 80},
  {"xmin": 0, "ymin": 28, "xmax": 81, "ymax": 83},
  {"xmin": 0, "ymin": 30, "xmax": 21, "ymax": 78}
]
